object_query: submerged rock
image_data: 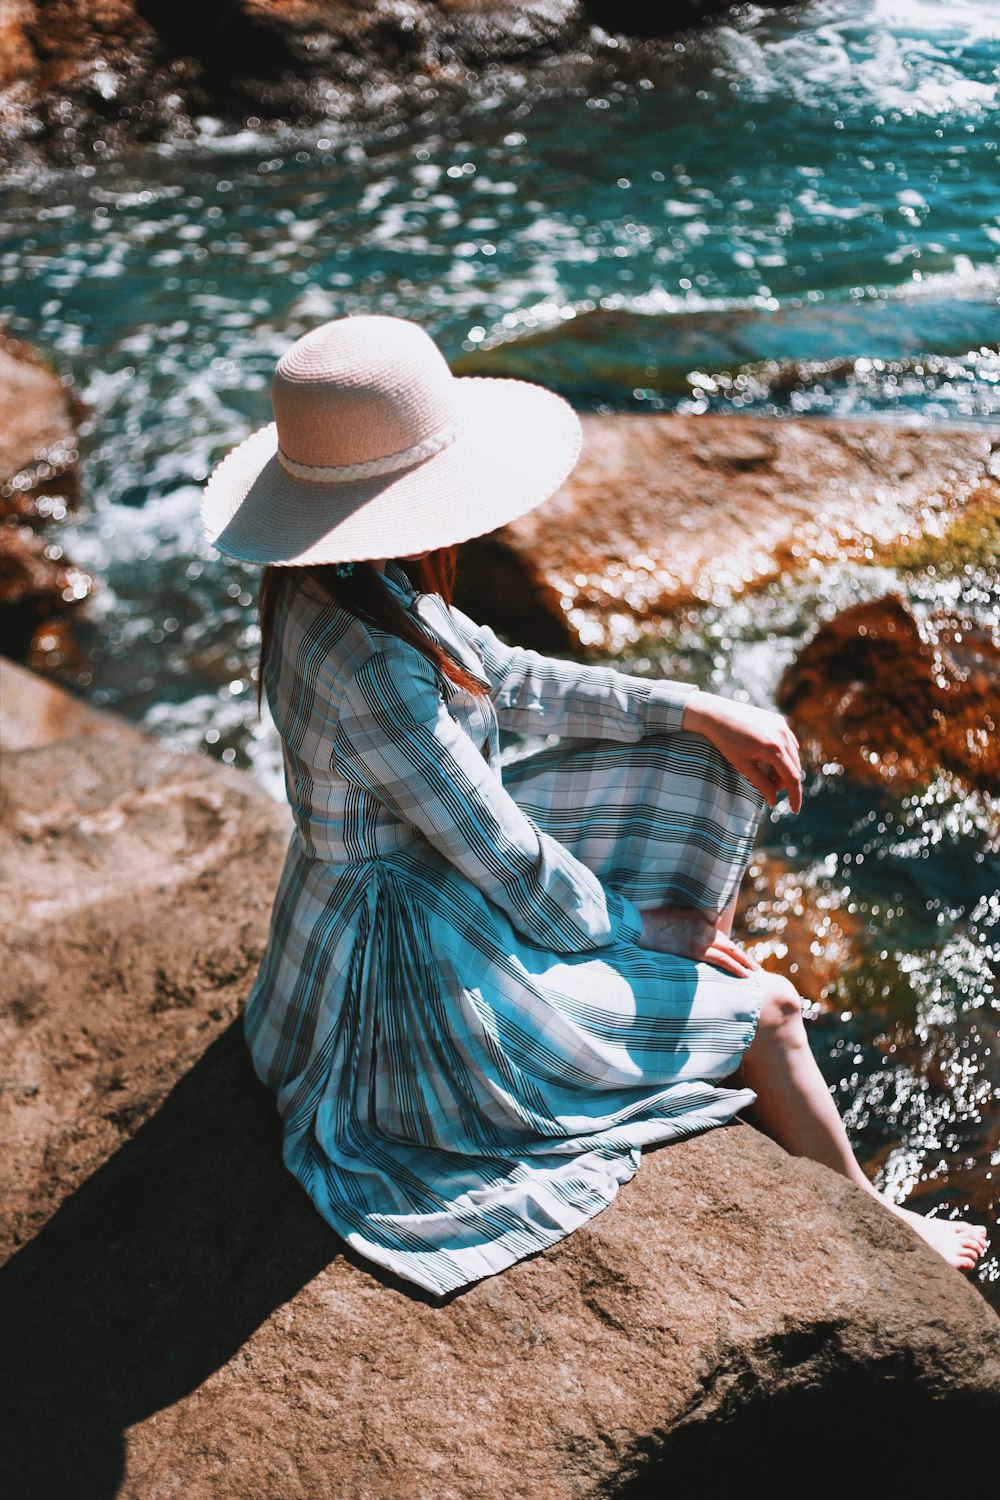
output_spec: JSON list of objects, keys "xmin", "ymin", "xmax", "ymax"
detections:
[
  {"xmin": 456, "ymin": 296, "xmax": 1000, "ymax": 415},
  {"xmin": 1, "ymin": 662, "xmax": 999, "ymax": 1496},
  {"xmin": 459, "ymin": 414, "xmax": 1000, "ymax": 652},
  {"xmin": 777, "ymin": 594, "xmax": 1000, "ymax": 792},
  {"xmin": 582, "ymin": 1, "xmax": 798, "ymax": 37}
]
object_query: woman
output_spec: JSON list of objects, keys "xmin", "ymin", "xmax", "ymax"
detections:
[{"xmin": 202, "ymin": 314, "xmax": 986, "ymax": 1296}]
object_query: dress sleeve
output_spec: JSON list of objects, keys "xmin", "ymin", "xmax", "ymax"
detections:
[
  {"xmin": 447, "ymin": 604, "xmax": 699, "ymax": 742},
  {"xmin": 332, "ymin": 643, "xmax": 644, "ymax": 954}
]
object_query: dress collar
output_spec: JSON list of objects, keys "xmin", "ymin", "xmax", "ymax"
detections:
[
  {"xmin": 380, "ymin": 561, "xmax": 491, "ymax": 689},
  {"xmin": 381, "ymin": 560, "xmax": 419, "ymax": 602}
]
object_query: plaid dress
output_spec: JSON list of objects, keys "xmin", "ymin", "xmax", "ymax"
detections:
[{"xmin": 245, "ymin": 562, "xmax": 768, "ymax": 1296}]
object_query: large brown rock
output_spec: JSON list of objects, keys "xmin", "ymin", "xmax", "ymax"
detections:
[
  {"xmin": 1, "ymin": 662, "xmax": 999, "ymax": 1496},
  {"xmin": 0, "ymin": 636, "xmax": 114, "ymax": 751},
  {"xmin": 776, "ymin": 594, "xmax": 1000, "ymax": 792},
  {"xmin": 458, "ymin": 414, "xmax": 1000, "ymax": 652},
  {"xmin": 0, "ymin": 658, "xmax": 294, "ymax": 1248}
]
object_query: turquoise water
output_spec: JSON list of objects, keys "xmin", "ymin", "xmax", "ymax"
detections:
[{"xmin": 2, "ymin": 0, "xmax": 998, "ymax": 1289}]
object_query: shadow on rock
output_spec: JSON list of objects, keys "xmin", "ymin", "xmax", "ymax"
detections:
[
  {"xmin": 610, "ymin": 1359, "xmax": 1000, "ymax": 1492},
  {"xmin": 0, "ymin": 1019, "xmax": 413, "ymax": 1499}
]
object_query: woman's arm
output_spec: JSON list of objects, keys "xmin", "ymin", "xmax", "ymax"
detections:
[
  {"xmin": 449, "ymin": 607, "xmax": 803, "ymax": 811},
  {"xmin": 682, "ymin": 690, "xmax": 803, "ymax": 813},
  {"xmin": 448, "ymin": 607, "xmax": 697, "ymax": 743},
  {"xmin": 332, "ymin": 642, "xmax": 645, "ymax": 954}
]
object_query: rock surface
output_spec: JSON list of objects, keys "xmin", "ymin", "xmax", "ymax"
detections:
[
  {"xmin": 777, "ymin": 593, "xmax": 1000, "ymax": 792},
  {"xmin": 0, "ymin": 330, "xmax": 91, "ymax": 665},
  {"xmin": 0, "ymin": 658, "xmax": 294, "ymax": 1253},
  {"xmin": 2, "ymin": 660, "xmax": 999, "ymax": 1497},
  {"xmin": 458, "ymin": 414, "xmax": 1000, "ymax": 652}
]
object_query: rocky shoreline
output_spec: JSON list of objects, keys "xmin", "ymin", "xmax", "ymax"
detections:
[{"xmin": 2, "ymin": 317, "xmax": 999, "ymax": 1489}]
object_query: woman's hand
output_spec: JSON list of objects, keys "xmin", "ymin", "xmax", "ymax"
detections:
[
  {"xmin": 637, "ymin": 905, "xmax": 760, "ymax": 977},
  {"xmin": 682, "ymin": 689, "xmax": 803, "ymax": 813}
]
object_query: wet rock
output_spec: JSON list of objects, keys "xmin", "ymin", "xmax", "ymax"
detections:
[
  {"xmin": 0, "ymin": 330, "xmax": 92, "ymax": 664},
  {"xmin": 733, "ymin": 852, "xmax": 864, "ymax": 1005},
  {"xmin": 459, "ymin": 414, "xmax": 1000, "ymax": 652},
  {"xmin": 2, "ymin": 670, "xmax": 999, "ymax": 1497},
  {"xmin": 0, "ymin": 331, "xmax": 83, "ymax": 526},
  {"xmin": 582, "ymin": 2, "xmax": 798, "ymax": 37},
  {"xmin": 0, "ymin": 1, "xmax": 588, "ymax": 160},
  {"xmin": 457, "ymin": 294, "xmax": 1000, "ymax": 404},
  {"xmin": 776, "ymin": 594, "xmax": 1000, "ymax": 792},
  {"xmin": 0, "ymin": 524, "xmax": 91, "ymax": 663},
  {"xmin": 0, "ymin": 1, "xmax": 809, "ymax": 161}
]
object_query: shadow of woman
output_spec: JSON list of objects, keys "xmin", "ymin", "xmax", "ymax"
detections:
[{"xmin": 0, "ymin": 1018, "xmax": 441, "ymax": 1499}]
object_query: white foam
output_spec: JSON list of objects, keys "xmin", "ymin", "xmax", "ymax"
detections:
[{"xmin": 704, "ymin": 0, "xmax": 998, "ymax": 117}]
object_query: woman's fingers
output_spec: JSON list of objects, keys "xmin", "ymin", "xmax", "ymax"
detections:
[
  {"xmin": 684, "ymin": 691, "xmax": 804, "ymax": 815},
  {"xmin": 703, "ymin": 948, "xmax": 746, "ymax": 976},
  {"xmin": 765, "ymin": 749, "xmax": 803, "ymax": 813},
  {"xmin": 637, "ymin": 907, "xmax": 761, "ymax": 977},
  {"xmin": 739, "ymin": 759, "xmax": 779, "ymax": 808},
  {"xmin": 745, "ymin": 743, "xmax": 802, "ymax": 814},
  {"xmin": 704, "ymin": 935, "xmax": 761, "ymax": 976},
  {"xmin": 775, "ymin": 731, "xmax": 804, "ymax": 812},
  {"xmin": 705, "ymin": 948, "xmax": 753, "ymax": 976}
]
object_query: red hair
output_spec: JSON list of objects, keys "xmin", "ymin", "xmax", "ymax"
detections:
[{"xmin": 255, "ymin": 546, "xmax": 488, "ymax": 713}]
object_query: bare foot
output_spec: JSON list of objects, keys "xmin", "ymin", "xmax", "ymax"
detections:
[{"xmin": 884, "ymin": 1202, "xmax": 989, "ymax": 1271}]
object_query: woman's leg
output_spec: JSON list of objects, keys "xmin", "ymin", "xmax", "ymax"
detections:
[
  {"xmin": 734, "ymin": 973, "xmax": 988, "ymax": 1270},
  {"xmin": 508, "ymin": 737, "xmax": 988, "ymax": 1269},
  {"xmin": 503, "ymin": 732, "xmax": 767, "ymax": 913}
]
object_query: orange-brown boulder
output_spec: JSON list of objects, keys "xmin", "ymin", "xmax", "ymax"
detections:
[
  {"xmin": 777, "ymin": 594, "xmax": 1000, "ymax": 792},
  {"xmin": 0, "ymin": 330, "xmax": 83, "ymax": 526},
  {"xmin": 459, "ymin": 415, "xmax": 1000, "ymax": 652}
]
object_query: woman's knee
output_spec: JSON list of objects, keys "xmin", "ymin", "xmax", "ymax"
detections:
[{"xmin": 755, "ymin": 973, "xmax": 805, "ymax": 1038}]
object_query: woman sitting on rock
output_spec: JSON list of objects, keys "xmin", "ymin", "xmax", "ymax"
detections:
[{"xmin": 202, "ymin": 314, "xmax": 987, "ymax": 1297}]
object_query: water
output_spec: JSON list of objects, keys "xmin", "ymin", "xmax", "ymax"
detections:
[{"xmin": 2, "ymin": 0, "xmax": 998, "ymax": 1292}]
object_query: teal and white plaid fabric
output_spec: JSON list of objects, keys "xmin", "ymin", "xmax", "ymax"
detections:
[{"xmin": 245, "ymin": 562, "xmax": 768, "ymax": 1296}]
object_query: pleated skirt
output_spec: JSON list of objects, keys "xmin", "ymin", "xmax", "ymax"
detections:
[{"xmin": 245, "ymin": 731, "xmax": 769, "ymax": 1297}]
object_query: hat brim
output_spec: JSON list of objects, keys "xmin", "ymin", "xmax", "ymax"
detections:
[{"xmin": 201, "ymin": 377, "xmax": 582, "ymax": 567}]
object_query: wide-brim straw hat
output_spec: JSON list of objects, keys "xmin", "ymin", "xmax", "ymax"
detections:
[{"xmin": 201, "ymin": 314, "xmax": 582, "ymax": 566}]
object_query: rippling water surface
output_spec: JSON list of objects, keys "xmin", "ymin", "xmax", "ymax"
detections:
[{"xmin": 2, "ymin": 0, "xmax": 998, "ymax": 1293}]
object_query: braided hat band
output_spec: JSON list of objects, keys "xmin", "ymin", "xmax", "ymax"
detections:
[
  {"xmin": 201, "ymin": 315, "xmax": 582, "ymax": 568},
  {"xmin": 275, "ymin": 421, "xmax": 462, "ymax": 483}
]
